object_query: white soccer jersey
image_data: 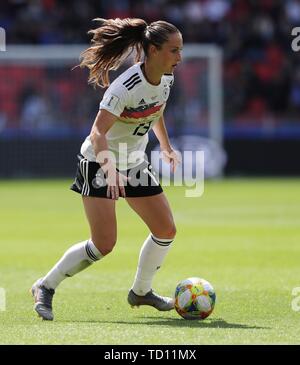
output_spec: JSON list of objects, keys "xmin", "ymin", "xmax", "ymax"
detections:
[{"xmin": 80, "ymin": 62, "xmax": 174, "ymax": 170}]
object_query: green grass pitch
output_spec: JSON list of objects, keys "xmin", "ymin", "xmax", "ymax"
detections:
[{"xmin": 0, "ymin": 178, "xmax": 300, "ymax": 345}]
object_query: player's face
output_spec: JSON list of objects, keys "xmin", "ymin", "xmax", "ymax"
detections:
[{"xmin": 152, "ymin": 32, "xmax": 183, "ymax": 74}]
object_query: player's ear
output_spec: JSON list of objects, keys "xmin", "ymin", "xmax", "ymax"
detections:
[{"xmin": 148, "ymin": 44, "xmax": 159, "ymax": 56}]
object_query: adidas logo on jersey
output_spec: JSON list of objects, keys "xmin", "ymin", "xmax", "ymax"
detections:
[{"xmin": 138, "ymin": 98, "xmax": 146, "ymax": 105}]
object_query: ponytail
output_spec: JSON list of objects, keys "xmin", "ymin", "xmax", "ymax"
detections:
[
  {"xmin": 79, "ymin": 18, "xmax": 147, "ymax": 88},
  {"xmin": 79, "ymin": 18, "xmax": 180, "ymax": 88}
]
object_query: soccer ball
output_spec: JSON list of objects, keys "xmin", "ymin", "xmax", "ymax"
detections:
[{"xmin": 174, "ymin": 277, "xmax": 216, "ymax": 320}]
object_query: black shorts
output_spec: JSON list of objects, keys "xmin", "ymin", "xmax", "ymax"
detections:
[{"xmin": 70, "ymin": 155, "xmax": 163, "ymax": 198}]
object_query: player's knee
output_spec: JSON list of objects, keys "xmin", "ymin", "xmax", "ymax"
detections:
[
  {"xmin": 166, "ymin": 223, "xmax": 177, "ymax": 239},
  {"xmin": 156, "ymin": 223, "xmax": 177, "ymax": 240},
  {"xmin": 92, "ymin": 235, "xmax": 117, "ymax": 256},
  {"xmin": 99, "ymin": 244, "xmax": 115, "ymax": 256}
]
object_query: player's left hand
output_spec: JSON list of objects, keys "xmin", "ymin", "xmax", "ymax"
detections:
[{"xmin": 161, "ymin": 148, "xmax": 181, "ymax": 173}]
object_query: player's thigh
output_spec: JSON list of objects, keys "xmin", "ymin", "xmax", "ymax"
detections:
[
  {"xmin": 125, "ymin": 193, "xmax": 176, "ymax": 239},
  {"xmin": 82, "ymin": 196, "xmax": 117, "ymax": 254}
]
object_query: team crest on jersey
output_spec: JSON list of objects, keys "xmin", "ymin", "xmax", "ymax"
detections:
[{"xmin": 162, "ymin": 85, "xmax": 170, "ymax": 101}]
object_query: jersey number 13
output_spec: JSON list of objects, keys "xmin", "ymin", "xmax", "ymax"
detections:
[{"xmin": 133, "ymin": 121, "xmax": 153, "ymax": 136}]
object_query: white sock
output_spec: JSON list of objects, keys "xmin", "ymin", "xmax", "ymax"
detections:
[
  {"xmin": 131, "ymin": 234, "xmax": 174, "ymax": 296},
  {"xmin": 41, "ymin": 239, "xmax": 103, "ymax": 290}
]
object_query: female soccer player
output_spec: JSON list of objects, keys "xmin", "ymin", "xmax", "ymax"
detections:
[{"xmin": 31, "ymin": 18, "xmax": 183, "ymax": 320}]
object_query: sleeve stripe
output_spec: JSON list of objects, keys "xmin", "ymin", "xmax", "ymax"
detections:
[
  {"xmin": 127, "ymin": 79, "xmax": 142, "ymax": 91},
  {"xmin": 123, "ymin": 72, "xmax": 139, "ymax": 86}
]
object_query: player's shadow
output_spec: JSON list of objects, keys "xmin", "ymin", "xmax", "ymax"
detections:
[
  {"xmin": 69, "ymin": 317, "xmax": 269, "ymax": 329},
  {"xmin": 134, "ymin": 317, "xmax": 270, "ymax": 329}
]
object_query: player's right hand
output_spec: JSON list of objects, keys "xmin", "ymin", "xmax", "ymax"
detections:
[{"xmin": 105, "ymin": 169, "xmax": 129, "ymax": 200}]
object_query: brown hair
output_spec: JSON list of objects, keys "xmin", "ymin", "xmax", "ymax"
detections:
[{"xmin": 79, "ymin": 18, "xmax": 179, "ymax": 88}]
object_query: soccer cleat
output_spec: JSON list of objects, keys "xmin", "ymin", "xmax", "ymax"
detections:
[
  {"xmin": 30, "ymin": 278, "xmax": 55, "ymax": 321},
  {"xmin": 127, "ymin": 289, "xmax": 174, "ymax": 311}
]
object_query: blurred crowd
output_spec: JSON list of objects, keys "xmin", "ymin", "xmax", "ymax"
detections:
[{"xmin": 1, "ymin": 0, "xmax": 300, "ymax": 130}]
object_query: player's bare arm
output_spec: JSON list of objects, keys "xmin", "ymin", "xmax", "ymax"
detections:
[
  {"xmin": 152, "ymin": 114, "xmax": 172, "ymax": 151},
  {"xmin": 90, "ymin": 109, "xmax": 128, "ymax": 199},
  {"xmin": 153, "ymin": 115, "xmax": 181, "ymax": 173}
]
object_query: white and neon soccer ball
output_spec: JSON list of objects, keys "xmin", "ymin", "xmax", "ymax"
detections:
[{"xmin": 174, "ymin": 277, "xmax": 216, "ymax": 320}]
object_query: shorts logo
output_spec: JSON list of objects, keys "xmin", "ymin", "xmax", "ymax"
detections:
[{"xmin": 92, "ymin": 169, "xmax": 106, "ymax": 189}]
